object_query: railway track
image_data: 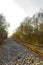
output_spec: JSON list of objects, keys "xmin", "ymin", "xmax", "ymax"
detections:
[{"xmin": 0, "ymin": 39, "xmax": 43, "ymax": 65}]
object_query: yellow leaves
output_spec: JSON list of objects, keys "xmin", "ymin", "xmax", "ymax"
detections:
[
  {"xmin": 20, "ymin": 35, "xmax": 23, "ymax": 39},
  {"xmin": 13, "ymin": 32, "xmax": 17, "ymax": 35}
]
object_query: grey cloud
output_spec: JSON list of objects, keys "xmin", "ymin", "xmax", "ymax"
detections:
[{"xmin": 14, "ymin": 0, "xmax": 43, "ymax": 17}]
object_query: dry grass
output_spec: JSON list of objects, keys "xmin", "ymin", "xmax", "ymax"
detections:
[{"xmin": 16, "ymin": 40, "xmax": 43, "ymax": 57}]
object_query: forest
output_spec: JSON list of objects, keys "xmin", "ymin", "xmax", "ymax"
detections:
[
  {"xmin": 0, "ymin": 14, "xmax": 9, "ymax": 44},
  {"xmin": 12, "ymin": 10, "xmax": 43, "ymax": 48}
]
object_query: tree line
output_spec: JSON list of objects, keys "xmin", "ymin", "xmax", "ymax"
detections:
[
  {"xmin": 12, "ymin": 10, "xmax": 43, "ymax": 46},
  {"xmin": 0, "ymin": 14, "xmax": 9, "ymax": 44}
]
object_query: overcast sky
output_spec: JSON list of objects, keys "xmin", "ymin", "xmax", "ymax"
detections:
[
  {"xmin": 15, "ymin": 0, "xmax": 43, "ymax": 17},
  {"xmin": 0, "ymin": 0, "xmax": 43, "ymax": 36}
]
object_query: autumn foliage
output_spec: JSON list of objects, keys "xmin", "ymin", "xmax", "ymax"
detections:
[{"xmin": 12, "ymin": 10, "xmax": 43, "ymax": 47}]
